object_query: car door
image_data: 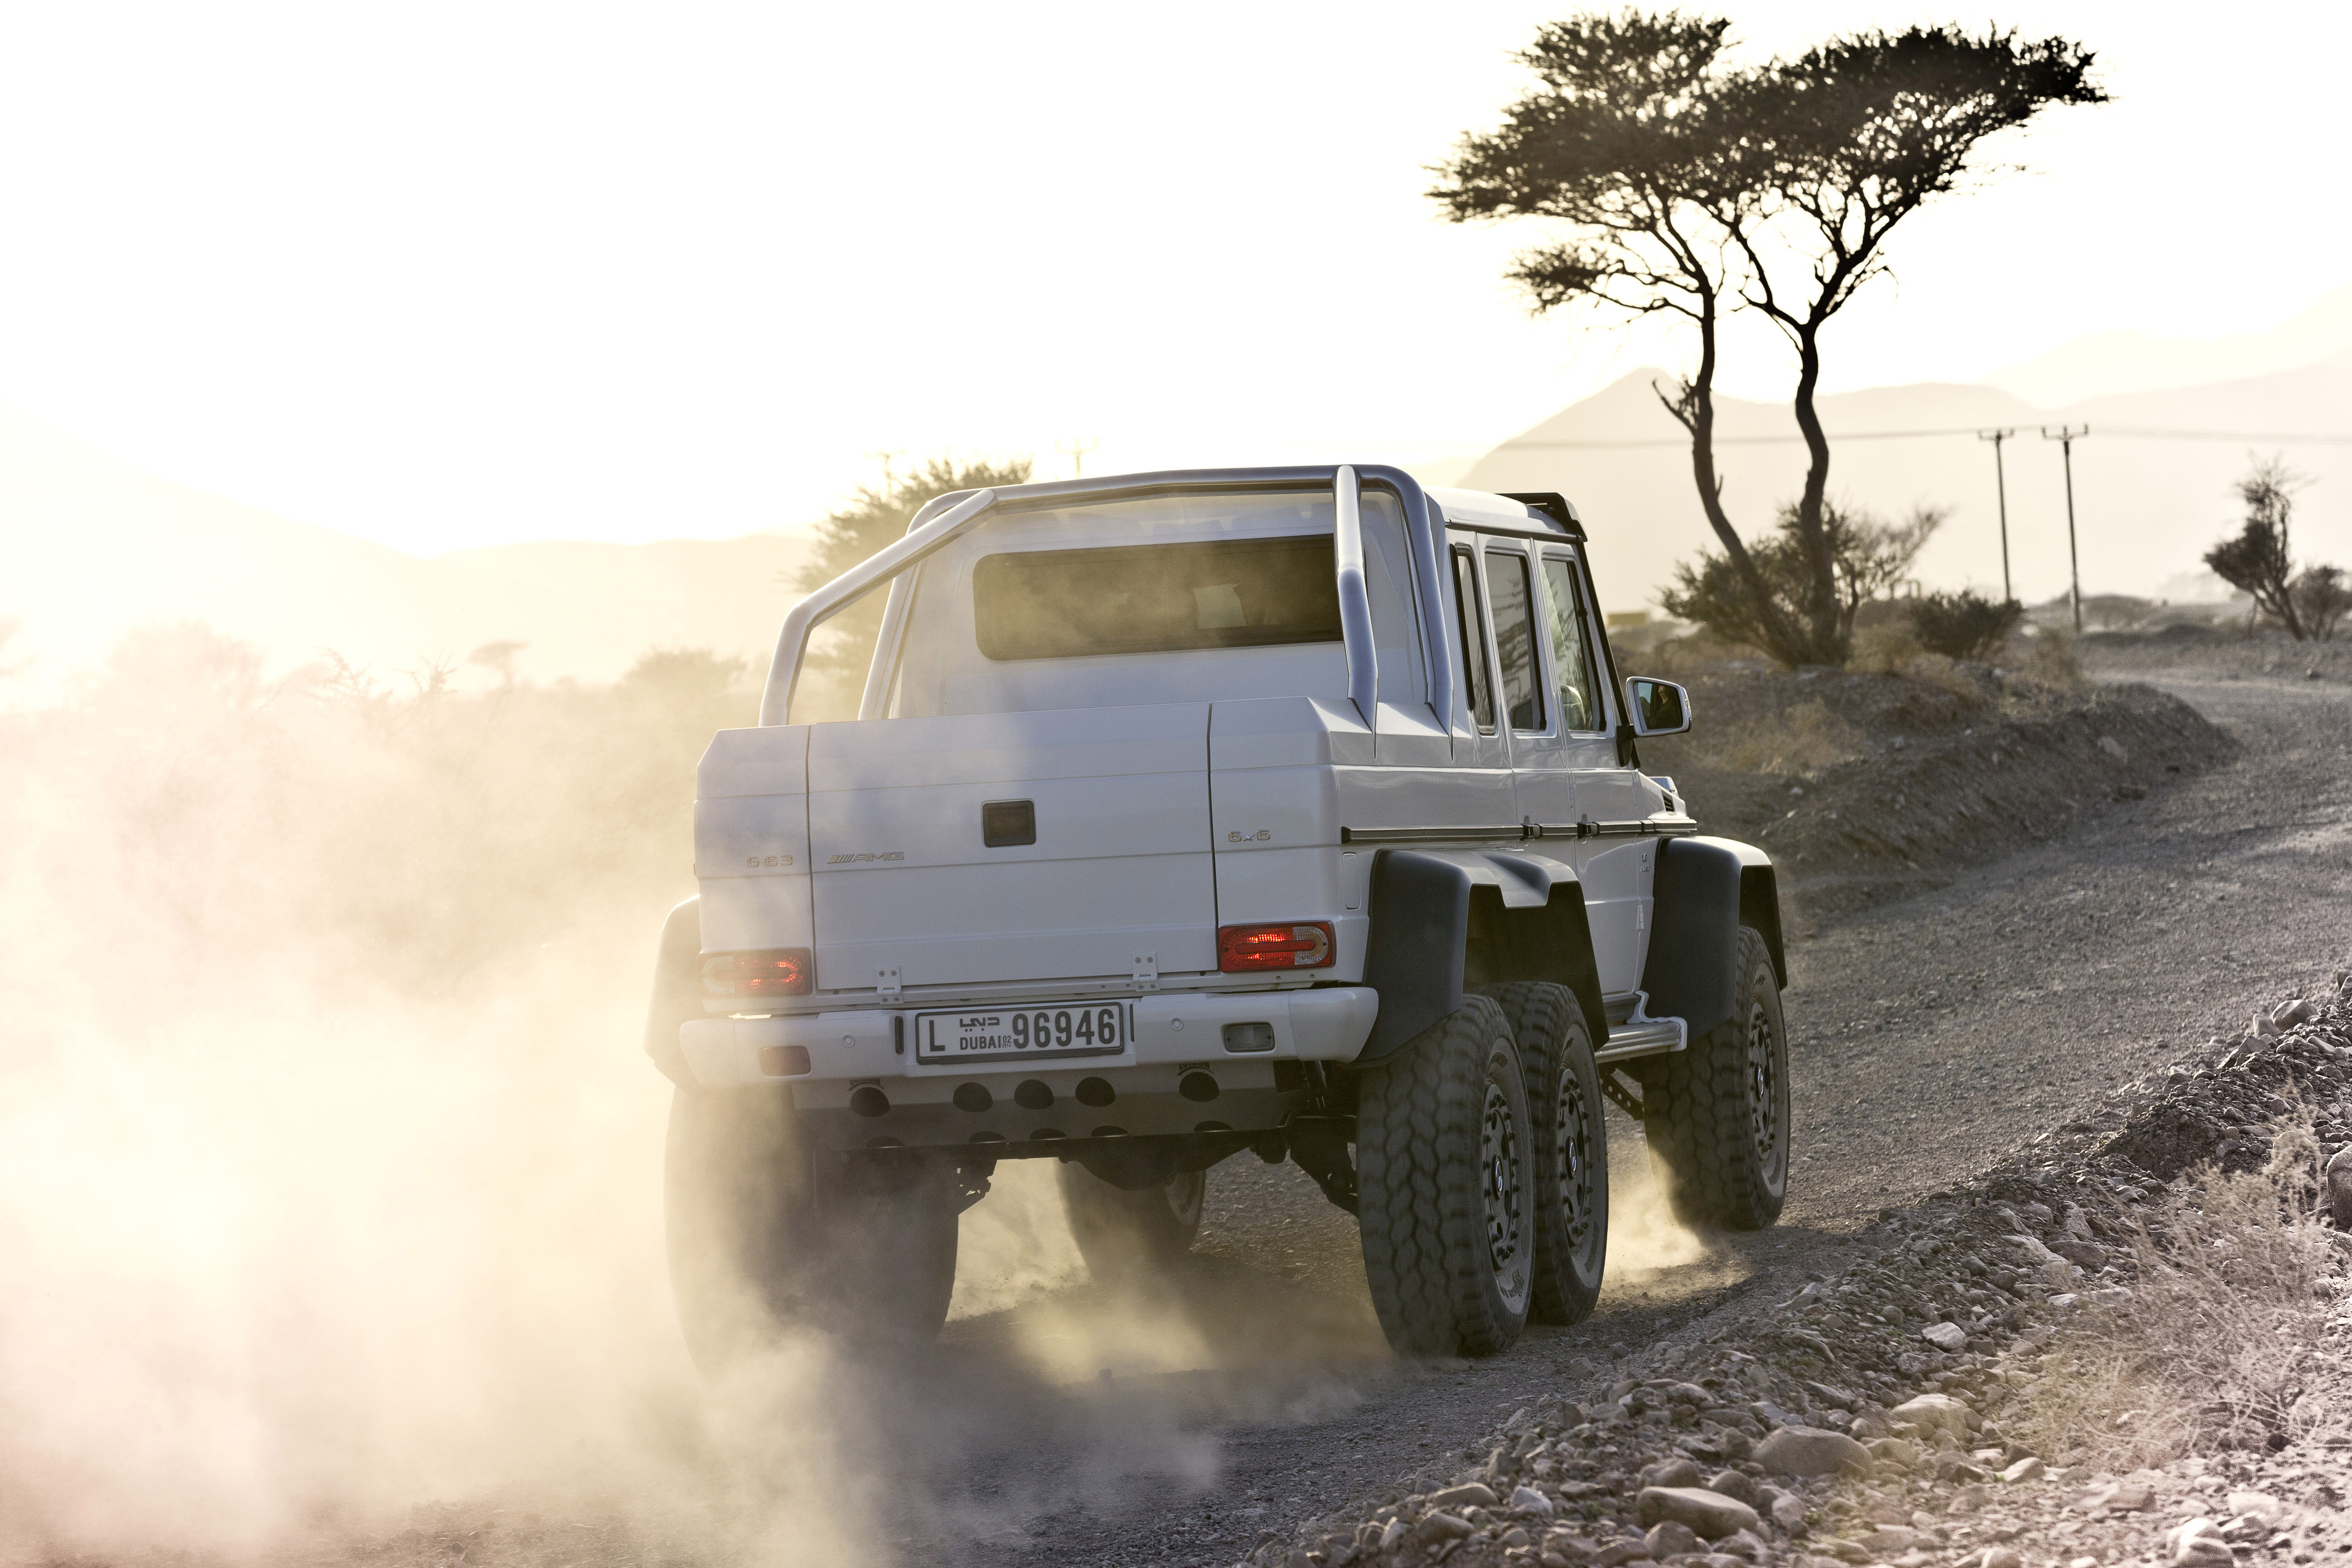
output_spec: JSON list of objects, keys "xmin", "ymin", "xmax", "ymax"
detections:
[{"xmin": 1527, "ymin": 547, "xmax": 1651, "ymax": 994}]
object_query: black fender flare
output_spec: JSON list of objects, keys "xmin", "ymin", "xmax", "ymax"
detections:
[
  {"xmin": 1639, "ymin": 837, "xmax": 1786, "ymax": 1039},
  {"xmin": 645, "ymin": 895, "xmax": 702, "ymax": 1087},
  {"xmin": 1356, "ymin": 848, "xmax": 1608, "ymax": 1065}
]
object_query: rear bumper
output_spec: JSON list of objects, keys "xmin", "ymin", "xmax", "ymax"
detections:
[
  {"xmin": 680, "ymin": 985, "xmax": 1379, "ymax": 1087},
  {"xmin": 678, "ymin": 985, "xmax": 1379, "ymax": 1153}
]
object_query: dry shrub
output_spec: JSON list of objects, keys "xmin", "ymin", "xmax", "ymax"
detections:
[
  {"xmin": 1629, "ymin": 628, "xmax": 1755, "ymax": 677},
  {"xmin": 2012, "ymin": 1114, "xmax": 2345, "ymax": 1470},
  {"xmin": 1899, "ymin": 651, "xmax": 1986, "ymax": 705},
  {"xmin": 1851, "ymin": 620, "xmax": 1922, "ymax": 674},
  {"xmin": 2015, "ymin": 627, "xmax": 2089, "ymax": 693},
  {"xmin": 1709, "ymin": 698, "xmax": 1862, "ymax": 775}
]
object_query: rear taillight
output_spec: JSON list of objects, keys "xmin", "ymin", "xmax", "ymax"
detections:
[
  {"xmin": 1218, "ymin": 921, "xmax": 1334, "ymax": 972},
  {"xmin": 701, "ymin": 949, "xmax": 813, "ymax": 999}
]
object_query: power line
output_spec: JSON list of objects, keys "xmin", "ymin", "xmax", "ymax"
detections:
[{"xmin": 1501, "ymin": 425, "xmax": 2352, "ymax": 451}]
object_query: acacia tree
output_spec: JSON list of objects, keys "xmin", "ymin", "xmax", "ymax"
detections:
[
  {"xmin": 1728, "ymin": 27, "xmax": 2104, "ymax": 659},
  {"xmin": 1430, "ymin": 14, "xmax": 1800, "ymax": 655},
  {"xmin": 1436, "ymin": 16, "xmax": 2103, "ymax": 666}
]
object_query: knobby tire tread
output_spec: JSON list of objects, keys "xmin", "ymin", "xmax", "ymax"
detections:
[
  {"xmin": 1477, "ymin": 980, "xmax": 1607, "ymax": 1324},
  {"xmin": 1357, "ymin": 994, "xmax": 1528, "ymax": 1357},
  {"xmin": 1642, "ymin": 928, "xmax": 1788, "ymax": 1231}
]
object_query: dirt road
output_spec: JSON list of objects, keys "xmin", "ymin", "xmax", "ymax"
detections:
[{"xmin": 883, "ymin": 670, "xmax": 2352, "ymax": 1568}]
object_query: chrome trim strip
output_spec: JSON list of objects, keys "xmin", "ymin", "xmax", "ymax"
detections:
[
  {"xmin": 1529, "ymin": 818, "xmax": 1702, "ymax": 841},
  {"xmin": 1338, "ymin": 825, "xmax": 1529, "ymax": 845},
  {"xmin": 1594, "ymin": 1021, "xmax": 1686, "ymax": 1064}
]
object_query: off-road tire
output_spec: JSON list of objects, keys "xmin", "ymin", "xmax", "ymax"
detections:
[
  {"xmin": 665, "ymin": 1086, "xmax": 960, "ymax": 1370},
  {"xmin": 1476, "ymin": 981, "xmax": 1609, "ymax": 1324},
  {"xmin": 1055, "ymin": 1164, "xmax": 1207, "ymax": 1279},
  {"xmin": 1357, "ymin": 993, "xmax": 1534, "ymax": 1357},
  {"xmin": 1641, "ymin": 927, "xmax": 1789, "ymax": 1230}
]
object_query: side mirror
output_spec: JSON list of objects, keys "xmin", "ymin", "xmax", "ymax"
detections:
[{"xmin": 1624, "ymin": 676, "xmax": 1691, "ymax": 737}]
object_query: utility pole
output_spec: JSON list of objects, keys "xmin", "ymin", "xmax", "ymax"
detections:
[
  {"xmin": 1056, "ymin": 437, "xmax": 1099, "ymax": 480},
  {"xmin": 2041, "ymin": 426, "xmax": 2088, "ymax": 634},
  {"xmin": 1977, "ymin": 428, "xmax": 2015, "ymax": 603},
  {"xmin": 866, "ymin": 449, "xmax": 902, "ymax": 498}
]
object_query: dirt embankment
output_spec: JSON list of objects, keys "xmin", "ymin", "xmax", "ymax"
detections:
[
  {"xmin": 1637, "ymin": 668, "xmax": 2234, "ymax": 924},
  {"xmin": 1245, "ymin": 973, "xmax": 2352, "ymax": 1568}
]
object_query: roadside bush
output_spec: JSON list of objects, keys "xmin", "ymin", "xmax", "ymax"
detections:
[
  {"xmin": 1708, "ymin": 697, "xmax": 1861, "ymax": 775},
  {"xmin": 1850, "ymin": 619, "xmax": 1922, "ymax": 674},
  {"xmin": 2013, "ymin": 1112, "xmax": 2343, "ymax": 1470},
  {"xmin": 1660, "ymin": 500, "xmax": 1941, "ymax": 669},
  {"xmin": 1911, "ymin": 590, "xmax": 2024, "ymax": 661},
  {"xmin": 2016, "ymin": 627, "xmax": 2087, "ymax": 693},
  {"xmin": 2293, "ymin": 565, "xmax": 2350, "ymax": 642}
]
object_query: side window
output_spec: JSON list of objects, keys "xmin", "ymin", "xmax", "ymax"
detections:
[
  {"xmin": 1450, "ymin": 547, "xmax": 1495, "ymax": 733},
  {"xmin": 1485, "ymin": 548, "xmax": 1544, "ymax": 732},
  {"xmin": 1540, "ymin": 555, "xmax": 1603, "ymax": 733}
]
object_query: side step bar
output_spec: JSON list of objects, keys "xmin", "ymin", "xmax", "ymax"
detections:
[{"xmin": 1594, "ymin": 991, "xmax": 1688, "ymax": 1064}]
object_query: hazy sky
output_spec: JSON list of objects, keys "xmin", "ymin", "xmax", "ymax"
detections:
[{"xmin": 0, "ymin": 0, "xmax": 2345, "ymax": 555}]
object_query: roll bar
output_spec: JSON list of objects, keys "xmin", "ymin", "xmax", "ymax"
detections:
[{"xmin": 757, "ymin": 464, "xmax": 1467, "ymax": 728}]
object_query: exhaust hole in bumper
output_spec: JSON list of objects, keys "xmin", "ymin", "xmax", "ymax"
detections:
[
  {"xmin": 1075, "ymin": 1077, "xmax": 1115, "ymax": 1107},
  {"xmin": 1179, "ymin": 1070, "xmax": 1220, "ymax": 1103},
  {"xmin": 848, "ymin": 1085, "xmax": 891, "ymax": 1118},
  {"xmin": 1014, "ymin": 1079, "xmax": 1054, "ymax": 1110},
  {"xmin": 953, "ymin": 1083, "xmax": 993, "ymax": 1112}
]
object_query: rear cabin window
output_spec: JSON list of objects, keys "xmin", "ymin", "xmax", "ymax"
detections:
[
  {"xmin": 971, "ymin": 535, "xmax": 1342, "ymax": 661},
  {"xmin": 1450, "ymin": 547, "xmax": 1495, "ymax": 732},
  {"xmin": 1486, "ymin": 548, "xmax": 1544, "ymax": 731}
]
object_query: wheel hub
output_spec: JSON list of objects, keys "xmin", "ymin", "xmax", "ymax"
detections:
[
  {"xmin": 1556, "ymin": 1066, "xmax": 1599, "ymax": 1254},
  {"xmin": 1746, "ymin": 1002, "xmax": 1779, "ymax": 1162},
  {"xmin": 1481, "ymin": 1082, "xmax": 1525, "ymax": 1279}
]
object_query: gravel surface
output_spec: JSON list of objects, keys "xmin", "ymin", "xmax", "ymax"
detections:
[{"xmin": 892, "ymin": 665, "xmax": 2352, "ymax": 1568}]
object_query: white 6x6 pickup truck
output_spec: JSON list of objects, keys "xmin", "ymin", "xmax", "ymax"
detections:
[{"xmin": 645, "ymin": 466, "xmax": 1789, "ymax": 1364}]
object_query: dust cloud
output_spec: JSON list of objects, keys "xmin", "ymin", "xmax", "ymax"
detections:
[
  {"xmin": 1601, "ymin": 1122, "xmax": 1719, "ymax": 1282},
  {"xmin": 0, "ymin": 622, "xmax": 1216, "ymax": 1567},
  {"xmin": 0, "ymin": 617, "xmax": 1733, "ymax": 1568}
]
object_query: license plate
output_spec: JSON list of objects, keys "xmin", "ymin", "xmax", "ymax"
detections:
[{"xmin": 914, "ymin": 1004, "xmax": 1130, "ymax": 1063}]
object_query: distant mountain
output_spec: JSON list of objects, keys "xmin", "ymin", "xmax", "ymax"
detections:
[
  {"xmin": 1987, "ymin": 283, "xmax": 2352, "ymax": 408},
  {"xmin": 0, "ymin": 402, "xmax": 811, "ymax": 690},
  {"xmin": 1463, "ymin": 354, "xmax": 2352, "ymax": 618}
]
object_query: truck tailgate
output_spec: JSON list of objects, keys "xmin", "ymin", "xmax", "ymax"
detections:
[{"xmin": 805, "ymin": 703, "xmax": 1216, "ymax": 991}]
